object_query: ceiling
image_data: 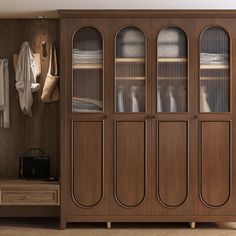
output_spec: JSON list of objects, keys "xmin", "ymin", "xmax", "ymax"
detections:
[{"xmin": 0, "ymin": 0, "xmax": 236, "ymax": 18}]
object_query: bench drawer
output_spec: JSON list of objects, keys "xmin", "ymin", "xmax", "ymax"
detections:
[{"xmin": 0, "ymin": 190, "xmax": 59, "ymax": 206}]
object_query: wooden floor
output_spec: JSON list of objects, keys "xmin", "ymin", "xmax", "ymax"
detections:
[{"xmin": 0, "ymin": 219, "xmax": 235, "ymax": 236}]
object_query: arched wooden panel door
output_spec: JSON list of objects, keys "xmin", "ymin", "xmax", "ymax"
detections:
[
  {"xmin": 110, "ymin": 19, "xmax": 152, "ymax": 216},
  {"xmin": 151, "ymin": 23, "xmax": 194, "ymax": 216},
  {"xmin": 198, "ymin": 26, "xmax": 232, "ymax": 213},
  {"xmin": 69, "ymin": 24, "xmax": 109, "ymax": 216}
]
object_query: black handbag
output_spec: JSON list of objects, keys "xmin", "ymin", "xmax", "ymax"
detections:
[{"xmin": 19, "ymin": 148, "xmax": 51, "ymax": 180}]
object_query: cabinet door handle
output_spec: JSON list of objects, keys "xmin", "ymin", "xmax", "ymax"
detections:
[
  {"xmin": 146, "ymin": 115, "xmax": 152, "ymax": 120},
  {"xmin": 103, "ymin": 115, "xmax": 108, "ymax": 119},
  {"xmin": 152, "ymin": 114, "xmax": 156, "ymax": 119},
  {"xmin": 193, "ymin": 114, "xmax": 198, "ymax": 119}
]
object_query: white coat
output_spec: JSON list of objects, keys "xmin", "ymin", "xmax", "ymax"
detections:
[{"xmin": 15, "ymin": 42, "xmax": 40, "ymax": 116}]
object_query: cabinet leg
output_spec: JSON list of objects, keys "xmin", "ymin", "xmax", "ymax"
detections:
[
  {"xmin": 60, "ymin": 219, "xmax": 67, "ymax": 230},
  {"xmin": 189, "ymin": 222, "xmax": 196, "ymax": 229},
  {"xmin": 107, "ymin": 222, "xmax": 112, "ymax": 229}
]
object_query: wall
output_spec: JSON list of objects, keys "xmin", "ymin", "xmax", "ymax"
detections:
[
  {"xmin": 0, "ymin": 19, "xmax": 60, "ymax": 178},
  {"xmin": 1, "ymin": 0, "xmax": 236, "ymax": 18}
]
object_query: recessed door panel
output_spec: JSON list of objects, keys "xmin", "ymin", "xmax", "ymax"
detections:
[
  {"xmin": 73, "ymin": 121, "xmax": 103, "ymax": 207},
  {"xmin": 115, "ymin": 121, "xmax": 146, "ymax": 207},
  {"xmin": 200, "ymin": 121, "xmax": 230, "ymax": 207},
  {"xmin": 158, "ymin": 121, "xmax": 188, "ymax": 207}
]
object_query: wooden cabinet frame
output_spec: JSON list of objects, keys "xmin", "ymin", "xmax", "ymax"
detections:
[{"xmin": 60, "ymin": 10, "xmax": 236, "ymax": 229}]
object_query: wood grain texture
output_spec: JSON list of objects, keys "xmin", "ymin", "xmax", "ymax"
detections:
[
  {"xmin": 115, "ymin": 121, "xmax": 146, "ymax": 208},
  {"xmin": 200, "ymin": 121, "xmax": 230, "ymax": 207},
  {"xmin": 157, "ymin": 121, "xmax": 188, "ymax": 208},
  {"xmin": 0, "ymin": 179, "xmax": 60, "ymax": 206},
  {"xmin": 63, "ymin": 19, "xmax": 109, "ymax": 222},
  {"xmin": 1, "ymin": 190, "xmax": 59, "ymax": 206},
  {"xmin": 60, "ymin": 12, "xmax": 236, "ymax": 226},
  {"xmin": 73, "ymin": 121, "xmax": 103, "ymax": 207},
  {"xmin": 0, "ymin": 19, "xmax": 60, "ymax": 178}
]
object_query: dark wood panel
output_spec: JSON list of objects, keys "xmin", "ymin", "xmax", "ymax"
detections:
[
  {"xmin": 0, "ymin": 206, "xmax": 59, "ymax": 217},
  {"xmin": 200, "ymin": 121, "xmax": 230, "ymax": 207},
  {"xmin": 157, "ymin": 121, "xmax": 188, "ymax": 207},
  {"xmin": 0, "ymin": 19, "xmax": 60, "ymax": 178},
  {"xmin": 115, "ymin": 121, "xmax": 146, "ymax": 208},
  {"xmin": 59, "ymin": 10, "xmax": 236, "ymax": 18},
  {"xmin": 73, "ymin": 121, "xmax": 103, "ymax": 207}
]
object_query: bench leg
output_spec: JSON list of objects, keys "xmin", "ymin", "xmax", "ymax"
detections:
[
  {"xmin": 107, "ymin": 222, "xmax": 112, "ymax": 229},
  {"xmin": 189, "ymin": 222, "xmax": 196, "ymax": 229}
]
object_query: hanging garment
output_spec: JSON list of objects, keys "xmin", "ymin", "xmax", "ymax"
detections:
[
  {"xmin": 200, "ymin": 85, "xmax": 211, "ymax": 112},
  {"xmin": 157, "ymin": 86, "xmax": 163, "ymax": 112},
  {"xmin": 117, "ymin": 85, "xmax": 125, "ymax": 112},
  {"xmin": 0, "ymin": 59, "xmax": 10, "ymax": 128},
  {"xmin": 13, "ymin": 53, "xmax": 41, "ymax": 77},
  {"xmin": 130, "ymin": 85, "xmax": 139, "ymax": 112},
  {"xmin": 15, "ymin": 42, "xmax": 40, "ymax": 116},
  {"xmin": 41, "ymin": 43, "xmax": 59, "ymax": 103},
  {"xmin": 167, "ymin": 85, "xmax": 177, "ymax": 112}
]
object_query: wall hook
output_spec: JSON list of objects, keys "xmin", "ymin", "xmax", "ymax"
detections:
[{"xmin": 42, "ymin": 41, "xmax": 47, "ymax": 57}]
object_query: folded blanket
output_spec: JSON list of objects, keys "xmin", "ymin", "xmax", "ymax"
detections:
[
  {"xmin": 200, "ymin": 53, "xmax": 229, "ymax": 65},
  {"xmin": 121, "ymin": 43, "xmax": 145, "ymax": 58},
  {"xmin": 158, "ymin": 28, "xmax": 184, "ymax": 44},
  {"xmin": 73, "ymin": 49, "xmax": 102, "ymax": 55},
  {"xmin": 158, "ymin": 44, "xmax": 181, "ymax": 58},
  {"xmin": 73, "ymin": 54, "xmax": 102, "ymax": 59},
  {"xmin": 73, "ymin": 49, "xmax": 103, "ymax": 64},
  {"xmin": 0, "ymin": 59, "xmax": 10, "ymax": 128},
  {"xmin": 73, "ymin": 97, "xmax": 102, "ymax": 112},
  {"xmin": 119, "ymin": 29, "xmax": 145, "ymax": 44},
  {"xmin": 73, "ymin": 59, "xmax": 103, "ymax": 65}
]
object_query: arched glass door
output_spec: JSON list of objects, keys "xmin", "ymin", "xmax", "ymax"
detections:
[
  {"xmin": 200, "ymin": 26, "xmax": 230, "ymax": 112},
  {"xmin": 115, "ymin": 27, "xmax": 146, "ymax": 113},
  {"xmin": 72, "ymin": 26, "xmax": 103, "ymax": 113},
  {"xmin": 157, "ymin": 27, "xmax": 188, "ymax": 113}
]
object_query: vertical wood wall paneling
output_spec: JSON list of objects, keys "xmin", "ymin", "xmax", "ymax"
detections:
[{"xmin": 0, "ymin": 19, "xmax": 60, "ymax": 178}]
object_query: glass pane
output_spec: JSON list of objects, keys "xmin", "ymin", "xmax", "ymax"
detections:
[
  {"xmin": 157, "ymin": 27, "xmax": 188, "ymax": 112},
  {"xmin": 200, "ymin": 26, "xmax": 230, "ymax": 112},
  {"xmin": 115, "ymin": 27, "xmax": 146, "ymax": 112},
  {"xmin": 72, "ymin": 27, "xmax": 103, "ymax": 113}
]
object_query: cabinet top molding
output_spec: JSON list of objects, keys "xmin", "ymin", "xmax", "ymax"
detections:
[{"xmin": 58, "ymin": 10, "xmax": 236, "ymax": 18}]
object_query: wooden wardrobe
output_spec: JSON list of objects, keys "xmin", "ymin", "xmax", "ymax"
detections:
[{"xmin": 59, "ymin": 10, "xmax": 236, "ymax": 229}]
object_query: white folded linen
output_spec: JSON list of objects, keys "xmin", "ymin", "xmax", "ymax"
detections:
[
  {"xmin": 73, "ymin": 49, "xmax": 102, "ymax": 55},
  {"xmin": 119, "ymin": 29, "xmax": 145, "ymax": 44},
  {"xmin": 158, "ymin": 28, "xmax": 183, "ymax": 44},
  {"xmin": 73, "ymin": 49, "xmax": 103, "ymax": 64},
  {"xmin": 121, "ymin": 43, "xmax": 145, "ymax": 58},
  {"xmin": 73, "ymin": 59, "xmax": 103, "ymax": 65},
  {"xmin": 157, "ymin": 44, "xmax": 180, "ymax": 58}
]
